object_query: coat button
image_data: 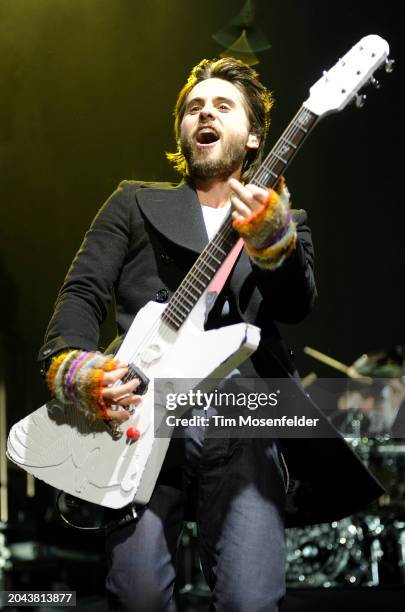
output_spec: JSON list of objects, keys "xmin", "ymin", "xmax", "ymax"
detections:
[
  {"xmin": 156, "ymin": 288, "xmax": 169, "ymax": 302},
  {"xmin": 289, "ymin": 348, "xmax": 295, "ymax": 359},
  {"xmin": 160, "ymin": 253, "xmax": 172, "ymax": 264}
]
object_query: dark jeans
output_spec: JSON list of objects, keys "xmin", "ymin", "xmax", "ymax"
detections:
[{"xmin": 105, "ymin": 416, "xmax": 286, "ymax": 612}]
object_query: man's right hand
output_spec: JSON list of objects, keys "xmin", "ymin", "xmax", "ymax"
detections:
[
  {"xmin": 101, "ymin": 363, "xmax": 142, "ymax": 421},
  {"xmin": 46, "ymin": 350, "xmax": 143, "ymax": 421}
]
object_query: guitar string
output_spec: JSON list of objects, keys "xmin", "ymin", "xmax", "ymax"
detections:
[
  {"xmin": 162, "ymin": 220, "xmax": 235, "ymax": 324},
  {"xmin": 254, "ymin": 107, "xmax": 313, "ymax": 186},
  {"xmin": 158, "ymin": 214, "xmax": 237, "ymax": 329},
  {"xmin": 254, "ymin": 107, "xmax": 303, "ymax": 185}
]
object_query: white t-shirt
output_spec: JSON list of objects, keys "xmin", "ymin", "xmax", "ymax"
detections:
[{"xmin": 201, "ymin": 202, "xmax": 231, "ymax": 240}]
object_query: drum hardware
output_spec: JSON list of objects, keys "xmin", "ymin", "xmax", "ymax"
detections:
[
  {"xmin": 366, "ymin": 438, "xmax": 405, "ymax": 509},
  {"xmin": 375, "ymin": 443, "xmax": 405, "ymax": 455},
  {"xmin": 285, "ymin": 518, "xmax": 368, "ymax": 587},
  {"xmin": 7, "ymin": 540, "xmax": 46, "ymax": 562},
  {"xmin": 369, "ymin": 538, "xmax": 384, "ymax": 586},
  {"xmin": 0, "ymin": 523, "xmax": 12, "ymax": 592},
  {"xmin": 396, "ymin": 524, "xmax": 405, "ymax": 582},
  {"xmin": 285, "ymin": 513, "xmax": 401, "ymax": 588},
  {"xmin": 343, "ymin": 427, "xmax": 372, "ymax": 466},
  {"xmin": 363, "ymin": 515, "xmax": 385, "ymax": 586}
]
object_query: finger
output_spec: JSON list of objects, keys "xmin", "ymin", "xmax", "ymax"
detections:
[
  {"xmin": 231, "ymin": 195, "xmax": 252, "ymax": 217},
  {"xmin": 103, "ymin": 366, "xmax": 129, "ymax": 385},
  {"xmin": 102, "ymin": 355, "xmax": 129, "ymax": 370},
  {"xmin": 113, "ymin": 359, "xmax": 129, "ymax": 369},
  {"xmin": 245, "ymin": 183, "xmax": 270, "ymax": 200},
  {"xmin": 112, "ymin": 394, "xmax": 142, "ymax": 407},
  {"xmin": 229, "ymin": 181, "xmax": 268, "ymax": 214},
  {"xmin": 103, "ymin": 378, "xmax": 140, "ymax": 401},
  {"xmin": 232, "ymin": 210, "xmax": 244, "ymax": 223},
  {"xmin": 229, "ymin": 178, "xmax": 269, "ymax": 202},
  {"xmin": 229, "ymin": 178, "xmax": 255, "ymax": 206}
]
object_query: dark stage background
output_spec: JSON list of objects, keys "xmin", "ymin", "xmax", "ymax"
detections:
[{"xmin": 0, "ymin": 0, "xmax": 403, "ymax": 608}]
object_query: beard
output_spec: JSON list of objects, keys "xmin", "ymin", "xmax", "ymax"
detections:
[{"xmin": 180, "ymin": 131, "xmax": 247, "ymax": 180}]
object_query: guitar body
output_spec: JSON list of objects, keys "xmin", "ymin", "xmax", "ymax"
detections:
[{"xmin": 7, "ymin": 297, "xmax": 260, "ymax": 508}]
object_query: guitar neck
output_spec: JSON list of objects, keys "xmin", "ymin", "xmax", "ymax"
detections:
[
  {"xmin": 161, "ymin": 105, "xmax": 319, "ymax": 331},
  {"xmin": 251, "ymin": 106, "xmax": 318, "ymax": 189}
]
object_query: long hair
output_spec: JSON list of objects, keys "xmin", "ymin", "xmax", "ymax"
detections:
[{"xmin": 166, "ymin": 58, "xmax": 273, "ymax": 183}]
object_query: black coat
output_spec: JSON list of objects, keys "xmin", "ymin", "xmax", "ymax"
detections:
[{"xmin": 39, "ymin": 180, "xmax": 383, "ymax": 527}]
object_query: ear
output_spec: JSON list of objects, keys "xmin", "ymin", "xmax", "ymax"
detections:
[{"xmin": 246, "ymin": 133, "xmax": 260, "ymax": 150}]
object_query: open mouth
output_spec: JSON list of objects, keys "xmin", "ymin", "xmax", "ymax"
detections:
[{"xmin": 196, "ymin": 127, "xmax": 220, "ymax": 146}]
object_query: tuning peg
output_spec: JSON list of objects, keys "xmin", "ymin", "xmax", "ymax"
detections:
[
  {"xmin": 369, "ymin": 76, "xmax": 381, "ymax": 89},
  {"xmin": 385, "ymin": 58, "xmax": 395, "ymax": 73},
  {"xmin": 355, "ymin": 94, "xmax": 367, "ymax": 108}
]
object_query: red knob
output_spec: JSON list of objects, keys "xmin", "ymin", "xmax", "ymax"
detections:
[{"xmin": 126, "ymin": 427, "xmax": 140, "ymax": 441}]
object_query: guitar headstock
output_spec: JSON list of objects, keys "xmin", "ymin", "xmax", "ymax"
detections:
[{"xmin": 304, "ymin": 35, "xmax": 391, "ymax": 117}]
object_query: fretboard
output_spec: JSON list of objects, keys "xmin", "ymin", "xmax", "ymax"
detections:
[{"xmin": 161, "ymin": 105, "xmax": 318, "ymax": 331}]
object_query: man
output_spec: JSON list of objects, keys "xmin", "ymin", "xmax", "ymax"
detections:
[{"xmin": 39, "ymin": 58, "xmax": 382, "ymax": 611}]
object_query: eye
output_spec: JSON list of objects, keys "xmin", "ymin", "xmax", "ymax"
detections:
[
  {"xmin": 188, "ymin": 105, "xmax": 201, "ymax": 114},
  {"xmin": 218, "ymin": 103, "xmax": 231, "ymax": 111}
]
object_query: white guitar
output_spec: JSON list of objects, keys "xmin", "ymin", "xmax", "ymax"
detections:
[{"xmin": 7, "ymin": 35, "xmax": 392, "ymax": 510}]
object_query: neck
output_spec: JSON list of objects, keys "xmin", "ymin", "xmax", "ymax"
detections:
[{"xmin": 192, "ymin": 167, "xmax": 241, "ymax": 208}]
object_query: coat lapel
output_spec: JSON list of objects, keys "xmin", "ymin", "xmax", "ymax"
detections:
[{"xmin": 136, "ymin": 182, "xmax": 208, "ymax": 254}]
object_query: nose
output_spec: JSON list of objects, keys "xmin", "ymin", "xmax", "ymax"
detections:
[{"xmin": 199, "ymin": 105, "xmax": 215, "ymax": 121}]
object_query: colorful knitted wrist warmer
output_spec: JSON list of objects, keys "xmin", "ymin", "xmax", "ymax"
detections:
[
  {"xmin": 232, "ymin": 181, "xmax": 297, "ymax": 270},
  {"xmin": 46, "ymin": 350, "xmax": 118, "ymax": 419}
]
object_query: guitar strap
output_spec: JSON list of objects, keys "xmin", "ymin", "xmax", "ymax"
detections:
[{"xmin": 207, "ymin": 237, "xmax": 244, "ymax": 296}]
